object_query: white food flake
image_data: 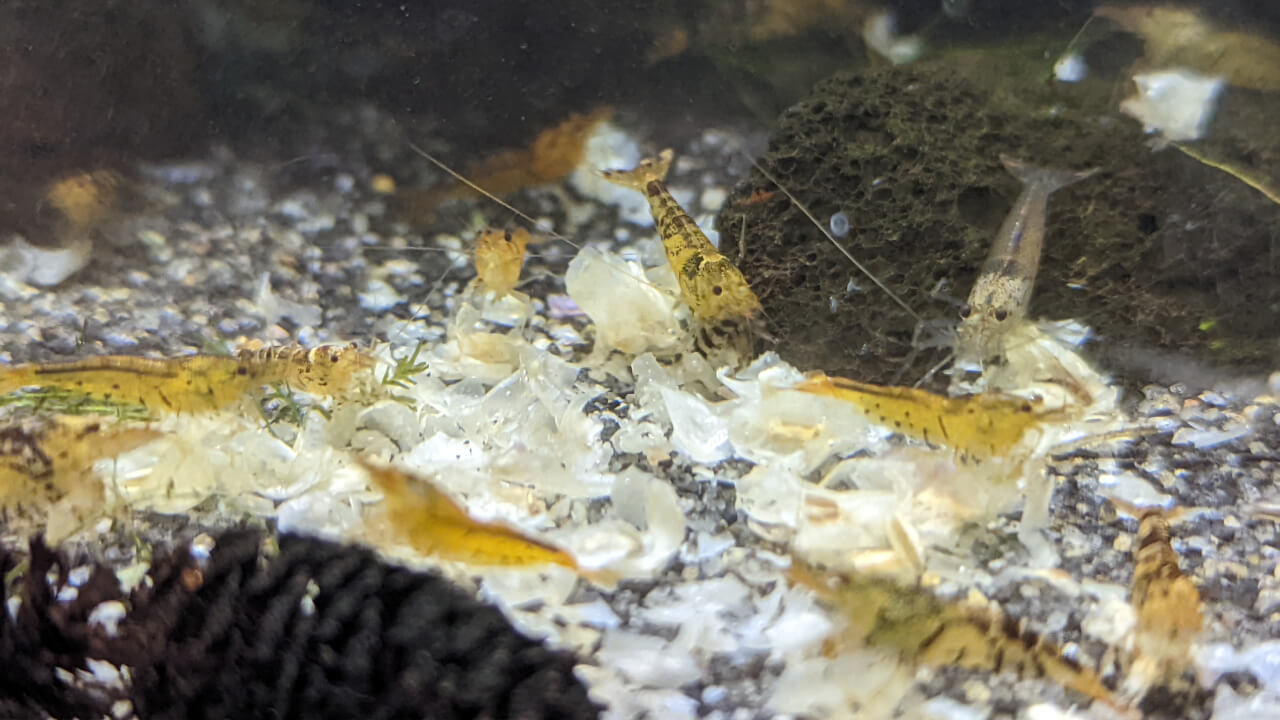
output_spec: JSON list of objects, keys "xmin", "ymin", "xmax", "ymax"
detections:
[{"xmin": 1120, "ymin": 69, "xmax": 1225, "ymax": 142}]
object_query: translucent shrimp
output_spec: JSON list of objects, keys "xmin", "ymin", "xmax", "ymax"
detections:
[
  {"xmin": 789, "ymin": 558, "xmax": 1128, "ymax": 712},
  {"xmin": 952, "ymin": 157, "xmax": 1098, "ymax": 383}
]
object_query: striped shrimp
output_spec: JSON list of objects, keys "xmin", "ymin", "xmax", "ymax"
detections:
[
  {"xmin": 789, "ymin": 558, "xmax": 1130, "ymax": 713},
  {"xmin": 0, "ymin": 343, "xmax": 375, "ymax": 415}
]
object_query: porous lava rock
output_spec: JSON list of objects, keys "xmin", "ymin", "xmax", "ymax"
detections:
[{"xmin": 718, "ymin": 63, "xmax": 1280, "ymax": 388}]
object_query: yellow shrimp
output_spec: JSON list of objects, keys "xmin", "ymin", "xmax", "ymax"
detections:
[
  {"xmin": 1127, "ymin": 506, "xmax": 1203, "ymax": 687},
  {"xmin": 0, "ymin": 355, "xmax": 258, "ymax": 413},
  {"xmin": 602, "ymin": 149, "xmax": 764, "ymax": 359},
  {"xmin": 473, "ymin": 227, "xmax": 531, "ymax": 296},
  {"xmin": 0, "ymin": 413, "xmax": 162, "ymax": 539},
  {"xmin": 233, "ymin": 342, "xmax": 377, "ymax": 396},
  {"xmin": 0, "ymin": 343, "xmax": 374, "ymax": 415},
  {"xmin": 789, "ymin": 559, "xmax": 1129, "ymax": 712},
  {"xmin": 360, "ymin": 457, "xmax": 588, "ymax": 571},
  {"xmin": 795, "ymin": 371, "xmax": 1066, "ymax": 463}
]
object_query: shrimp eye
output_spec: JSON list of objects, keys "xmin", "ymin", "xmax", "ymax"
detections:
[
  {"xmin": 994, "ymin": 309, "xmax": 1008, "ymax": 321},
  {"xmin": 959, "ymin": 304, "xmax": 972, "ymax": 319}
]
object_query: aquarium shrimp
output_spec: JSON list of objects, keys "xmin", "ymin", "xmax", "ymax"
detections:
[
  {"xmin": 0, "ymin": 355, "xmax": 259, "ymax": 413},
  {"xmin": 1104, "ymin": 497, "xmax": 1203, "ymax": 695},
  {"xmin": 795, "ymin": 371, "xmax": 1068, "ymax": 464},
  {"xmin": 394, "ymin": 107, "xmax": 614, "ymax": 223},
  {"xmin": 602, "ymin": 149, "xmax": 765, "ymax": 360},
  {"xmin": 788, "ymin": 558, "xmax": 1129, "ymax": 712},
  {"xmin": 951, "ymin": 156, "xmax": 1099, "ymax": 383},
  {"xmin": 1130, "ymin": 509, "xmax": 1203, "ymax": 682},
  {"xmin": 0, "ymin": 343, "xmax": 375, "ymax": 414},
  {"xmin": 42, "ymin": 170, "xmax": 131, "ymax": 233},
  {"xmin": 233, "ymin": 342, "xmax": 377, "ymax": 396},
  {"xmin": 0, "ymin": 413, "xmax": 162, "ymax": 539},
  {"xmin": 472, "ymin": 227, "xmax": 531, "ymax": 297},
  {"xmin": 359, "ymin": 457, "xmax": 615, "ymax": 584}
]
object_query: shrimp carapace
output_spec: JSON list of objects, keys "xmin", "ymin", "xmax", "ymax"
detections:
[
  {"xmin": 0, "ymin": 343, "xmax": 375, "ymax": 415},
  {"xmin": 0, "ymin": 355, "xmax": 258, "ymax": 413},
  {"xmin": 953, "ymin": 156, "xmax": 1099, "ymax": 379},
  {"xmin": 602, "ymin": 149, "xmax": 764, "ymax": 360},
  {"xmin": 789, "ymin": 559, "xmax": 1127, "ymax": 711},
  {"xmin": 1129, "ymin": 508, "xmax": 1203, "ymax": 684},
  {"xmin": 233, "ymin": 342, "xmax": 377, "ymax": 396},
  {"xmin": 795, "ymin": 371, "xmax": 1061, "ymax": 462},
  {"xmin": 0, "ymin": 413, "xmax": 162, "ymax": 539},
  {"xmin": 359, "ymin": 457, "xmax": 582, "ymax": 570},
  {"xmin": 473, "ymin": 227, "xmax": 531, "ymax": 296}
]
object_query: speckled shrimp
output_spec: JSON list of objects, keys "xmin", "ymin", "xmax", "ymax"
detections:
[
  {"xmin": 0, "ymin": 355, "xmax": 261, "ymax": 413},
  {"xmin": 795, "ymin": 371, "xmax": 1068, "ymax": 464},
  {"xmin": 952, "ymin": 156, "xmax": 1098, "ymax": 380},
  {"xmin": 1126, "ymin": 507, "xmax": 1203, "ymax": 690},
  {"xmin": 0, "ymin": 414, "xmax": 161, "ymax": 536},
  {"xmin": 788, "ymin": 559, "xmax": 1128, "ymax": 712},
  {"xmin": 234, "ymin": 342, "xmax": 377, "ymax": 396},
  {"xmin": 602, "ymin": 149, "xmax": 765, "ymax": 360},
  {"xmin": 472, "ymin": 227, "xmax": 531, "ymax": 296},
  {"xmin": 0, "ymin": 343, "xmax": 375, "ymax": 414}
]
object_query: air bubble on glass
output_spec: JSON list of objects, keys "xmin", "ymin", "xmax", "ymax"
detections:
[{"xmin": 829, "ymin": 211, "xmax": 851, "ymax": 238}]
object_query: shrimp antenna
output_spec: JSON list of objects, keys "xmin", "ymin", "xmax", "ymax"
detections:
[
  {"xmin": 405, "ymin": 141, "xmax": 581, "ymax": 250},
  {"xmin": 1060, "ymin": 14, "xmax": 1098, "ymax": 58},
  {"xmin": 746, "ymin": 155, "xmax": 923, "ymax": 324}
]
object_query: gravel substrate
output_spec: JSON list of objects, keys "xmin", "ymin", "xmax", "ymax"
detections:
[{"xmin": 0, "ymin": 100, "xmax": 1277, "ymax": 720}]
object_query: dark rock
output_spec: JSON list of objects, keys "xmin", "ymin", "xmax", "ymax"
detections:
[
  {"xmin": 717, "ymin": 62, "xmax": 1280, "ymax": 388},
  {"xmin": 0, "ymin": 531, "xmax": 602, "ymax": 720}
]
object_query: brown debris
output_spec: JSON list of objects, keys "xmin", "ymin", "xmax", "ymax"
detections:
[{"xmin": 394, "ymin": 106, "xmax": 614, "ymax": 224}]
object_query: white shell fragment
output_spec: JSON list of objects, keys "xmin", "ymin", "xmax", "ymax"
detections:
[
  {"xmin": 864, "ymin": 11, "xmax": 925, "ymax": 66},
  {"xmin": 1120, "ymin": 69, "xmax": 1225, "ymax": 142},
  {"xmin": 0, "ymin": 236, "xmax": 91, "ymax": 289},
  {"xmin": 564, "ymin": 247, "xmax": 684, "ymax": 354},
  {"xmin": 1054, "ymin": 52, "xmax": 1088, "ymax": 83}
]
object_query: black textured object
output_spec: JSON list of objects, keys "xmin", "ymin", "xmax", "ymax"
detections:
[
  {"xmin": 0, "ymin": 530, "xmax": 602, "ymax": 720},
  {"xmin": 120, "ymin": 530, "xmax": 602, "ymax": 720},
  {"xmin": 0, "ymin": 536, "xmax": 119, "ymax": 720}
]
